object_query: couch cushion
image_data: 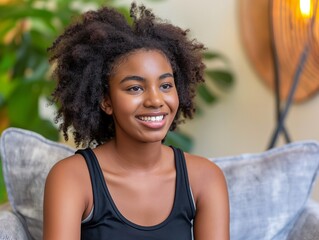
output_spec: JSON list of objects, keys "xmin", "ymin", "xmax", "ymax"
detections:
[
  {"xmin": 0, "ymin": 128, "xmax": 74, "ymax": 240},
  {"xmin": 212, "ymin": 141, "xmax": 319, "ymax": 240},
  {"xmin": 1, "ymin": 127, "xmax": 319, "ymax": 240},
  {"xmin": 287, "ymin": 200, "xmax": 319, "ymax": 240},
  {"xmin": 0, "ymin": 210, "xmax": 31, "ymax": 240}
]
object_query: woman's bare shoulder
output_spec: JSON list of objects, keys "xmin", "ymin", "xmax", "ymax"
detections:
[
  {"xmin": 184, "ymin": 152, "xmax": 227, "ymax": 203},
  {"xmin": 184, "ymin": 152, "xmax": 225, "ymax": 182},
  {"xmin": 43, "ymin": 153, "xmax": 92, "ymax": 239},
  {"xmin": 44, "ymin": 152, "xmax": 91, "ymax": 209},
  {"xmin": 184, "ymin": 152, "xmax": 230, "ymax": 239},
  {"xmin": 47, "ymin": 153, "xmax": 89, "ymax": 182}
]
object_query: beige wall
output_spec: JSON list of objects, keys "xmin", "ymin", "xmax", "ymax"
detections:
[{"xmin": 118, "ymin": 0, "xmax": 319, "ymax": 200}]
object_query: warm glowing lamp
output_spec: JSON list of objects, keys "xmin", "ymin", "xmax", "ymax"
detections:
[
  {"xmin": 300, "ymin": 0, "xmax": 312, "ymax": 18},
  {"xmin": 240, "ymin": 0, "xmax": 319, "ymax": 148},
  {"xmin": 240, "ymin": 0, "xmax": 319, "ymax": 102}
]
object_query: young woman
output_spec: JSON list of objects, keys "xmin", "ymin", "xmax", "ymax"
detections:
[{"xmin": 44, "ymin": 3, "xmax": 229, "ymax": 240}]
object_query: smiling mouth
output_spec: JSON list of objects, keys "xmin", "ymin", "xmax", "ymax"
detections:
[{"xmin": 137, "ymin": 115, "xmax": 165, "ymax": 122}]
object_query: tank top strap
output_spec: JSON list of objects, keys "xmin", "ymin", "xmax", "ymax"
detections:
[
  {"xmin": 170, "ymin": 146, "xmax": 196, "ymax": 217},
  {"xmin": 75, "ymin": 148, "xmax": 106, "ymax": 219}
]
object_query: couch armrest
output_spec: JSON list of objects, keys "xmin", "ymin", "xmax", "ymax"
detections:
[
  {"xmin": 287, "ymin": 200, "xmax": 319, "ymax": 240},
  {"xmin": 0, "ymin": 210, "xmax": 31, "ymax": 240}
]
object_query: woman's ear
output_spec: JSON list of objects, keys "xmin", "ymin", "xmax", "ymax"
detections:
[{"xmin": 101, "ymin": 98, "xmax": 113, "ymax": 115}]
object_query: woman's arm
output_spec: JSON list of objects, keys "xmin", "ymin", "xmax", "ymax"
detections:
[
  {"xmin": 187, "ymin": 155, "xmax": 230, "ymax": 240},
  {"xmin": 43, "ymin": 156, "xmax": 89, "ymax": 240}
]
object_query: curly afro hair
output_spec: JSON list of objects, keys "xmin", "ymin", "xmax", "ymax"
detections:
[{"xmin": 48, "ymin": 2, "xmax": 206, "ymax": 146}]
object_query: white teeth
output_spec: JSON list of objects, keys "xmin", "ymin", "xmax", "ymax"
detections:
[{"xmin": 139, "ymin": 115, "xmax": 164, "ymax": 122}]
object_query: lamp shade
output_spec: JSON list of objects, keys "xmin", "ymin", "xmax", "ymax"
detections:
[{"xmin": 239, "ymin": 0, "xmax": 319, "ymax": 102}]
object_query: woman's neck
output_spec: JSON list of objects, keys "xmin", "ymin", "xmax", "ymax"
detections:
[{"xmin": 108, "ymin": 137, "xmax": 167, "ymax": 172}]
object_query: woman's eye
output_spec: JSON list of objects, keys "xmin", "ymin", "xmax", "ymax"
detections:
[
  {"xmin": 161, "ymin": 83, "xmax": 173, "ymax": 90},
  {"xmin": 127, "ymin": 86, "xmax": 143, "ymax": 92}
]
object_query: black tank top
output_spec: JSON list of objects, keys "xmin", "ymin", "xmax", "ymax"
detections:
[{"xmin": 76, "ymin": 146, "xmax": 195, "ymax": 240}]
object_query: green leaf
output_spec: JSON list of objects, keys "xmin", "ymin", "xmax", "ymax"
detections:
[
  {"xmin": 203, "ymin": 51, "xmax": 227, "ymax": 62},
  {"xmin": 28, "ymin": 117, "xmax": 59, "ymax": 141},
  {"xmin": 30, "ymin": 18, "xmax": 58, "ymax": 38},
  {"xmin": 0, "ymin": 5, "xmax": 57, "ymax": 34},
  {"xmin": 40, "ymin": 80, "xmax": 56, "ymax": 97},
  {"xmin": 6, "ymin": 81, "xmax": 59, "ymax": 141},
  {"xmin": 194, "ymin": 105, "xmax": 204, "ymax": 116},
  {"xmin": 206, "ymin": 69, "xmax": 234, "ymax": 90},
  {"xmin": 0, "ymin": 20, "xmax": 16, "ymax": 41},
  {"xmin": 115, "ymin": 6, "xmax": 132, "ymax": 24},
  {"xmin": 0, "ymin": 5, "xmax": 55, "ymax": 21},
  {"xmin": 91, "ymin": 0, "xmax": 115, "ymax": 5},
  {"xmin": 0, "ymin": 95, "xmax": 4, "ymax": 107},
  {"xmin": 197, "ymin": 84, "xmax": 217, "ymax": 104},
  {"xmin": 0, "ymin": 75, "xmax": 18, "ymax": 100},
  {"xmin": 29, "ymin": 28, "xmax": 55, "ymax": 47},
  {"xmin": 26, "ymin": 61, "xmax": 49, "ymax": 82},
  {"xmin": 54, "ymin": 7, "xmax": 80, "ymax": 26},
  {"xmin": 12, "ymin": 33, "xmax": 32, "ymax": 78},
  {"xmin": 164, "ymin": 131, "xmax": 193, "ymax": 152},
  {"xmin": 6, "ymin": 81, "xmax": 41, "ymax": 126},
  {"xmin": 0, "ymin": 49, "xmax": 16, "ymax": 72},
  {"xmin": 0, "ymin": 159, "xmax": 8, "ymax": 204}
]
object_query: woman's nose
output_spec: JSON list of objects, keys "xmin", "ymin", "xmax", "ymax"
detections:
[{"xmin": 143, "ymin": 87, "xmax": 164, "ymax": 108}]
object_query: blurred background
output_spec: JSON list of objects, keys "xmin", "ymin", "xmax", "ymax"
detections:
[{"xmin": 1, "ymin": 0, "xmax": 319, "ymax": 203}]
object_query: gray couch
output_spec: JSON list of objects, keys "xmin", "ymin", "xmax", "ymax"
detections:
[{"xmin": 1, "ymin": 127, "xmax": 319, "ymax": 240}]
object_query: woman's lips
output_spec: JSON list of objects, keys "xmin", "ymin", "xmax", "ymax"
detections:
[
  {"xmin": 137, "ymin": 115, "xmax": 164, "ymax": 122},
  {"xmin": 136, "ymin": 114, "xmax": 167, "ymax": 129}
]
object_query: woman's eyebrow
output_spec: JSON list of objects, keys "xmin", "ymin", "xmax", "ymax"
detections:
[
  {"xmin": 120, "ymin": 72, "xmax": 174, "ymax": 84},
  {"xmin": 120, "ymin": 75, "xmax": 145, "ymax": 84},
  {"xmin": 159, "ymin": 73, "xmax": 174, "ymax": 80}
]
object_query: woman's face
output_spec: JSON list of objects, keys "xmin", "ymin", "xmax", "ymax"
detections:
[{"xmin": 102, "ymin": 49, "xmax": 179, "ymax": 143}]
